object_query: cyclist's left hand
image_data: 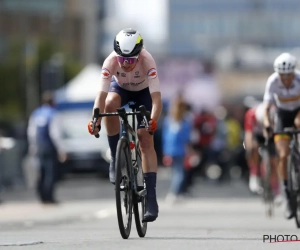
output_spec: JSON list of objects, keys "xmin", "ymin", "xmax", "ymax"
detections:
[{"xmin": 146, "ymin": 119, "xmax": 157, "ymax": 133}]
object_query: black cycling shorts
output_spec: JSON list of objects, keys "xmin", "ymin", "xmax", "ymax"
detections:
[
  {"xmin": 108, "ymin": 77, "xmax": 152, "ymax": 129},
  {"xmin": 274, "ymin": 107, "xmax": 300, "ymax": 134},
  {"xmin": 254, "ymin": 132, "xmax": 276, "ymax": 156}
]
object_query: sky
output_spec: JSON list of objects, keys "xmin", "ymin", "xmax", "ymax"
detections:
[
  {"xmin": 112, "ymin": 0, "xmax": 168, "ymax": 41},
  {"xmin": 102, "ymin": 0, "xmax": 169, "ymax": 56}
]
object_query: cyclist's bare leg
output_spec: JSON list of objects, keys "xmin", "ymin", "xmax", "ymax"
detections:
[
  {"xmin": 294, "ymin": 110, "xmax": 300, "ymax": 128},
  {"xmin": 138, "ymin": 129, "xmax": 158, "ymax": 222},
  {"xmin": 104, "ymin": 92, "xmax": 121, "ymax": 183},
  {"xmin": 137, "ymin": 128, "xmax": 157, "ymax": 173},
  {"xmin": 275, "ymin": 137, "xmax": 293, "ymax": 218},
  {"xmin": 244, "ymin": 133, "xmax": 261, "ymax": 193},
  {"xmin": 275, "ymin": 138, "xmax": 289, "ymax": 181},
  {"xmin": 249, "ymin": 141, "xmax": 260, "ymax": 175},
  {"xmin": 244, "ymin": 132, "xmax": 260, "ymax": 175},
  {"xmin": 104, "ymin": 93, "xmax": 121, "ymax": 135}
]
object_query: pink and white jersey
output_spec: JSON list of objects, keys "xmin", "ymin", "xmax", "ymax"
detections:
[{"xmin": 99, "ymin": 49, "xmax": 160, "ymax": 93}]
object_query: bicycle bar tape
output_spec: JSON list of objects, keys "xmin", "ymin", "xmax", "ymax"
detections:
[{"xmin": 93, "ymin": 108, "xmax": 100, "ymax": 138}]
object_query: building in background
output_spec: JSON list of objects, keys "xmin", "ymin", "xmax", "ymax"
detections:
[
  {"xmin": 0, "ymin": 0, "xmax": 102, "ymax": 117},
  {"xmin": 0, "ymin": 0, "xmax": 101, "ymax": 64},
  {"xmin": 168, "ymin": 0, "xmax": 300, "ymax": 70}
]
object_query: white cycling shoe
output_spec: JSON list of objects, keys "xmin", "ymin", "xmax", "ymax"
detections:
[{"xmin": 249, "ymin": 175, "xmax": 262, "ymax": 194}]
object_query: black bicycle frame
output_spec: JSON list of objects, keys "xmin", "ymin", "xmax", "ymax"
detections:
[{"xmin": 94, "ymin": 104, "xmax": 149, "ymax": 197}]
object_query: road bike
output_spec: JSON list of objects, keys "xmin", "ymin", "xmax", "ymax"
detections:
[{"xmin": 92, "ymin": 102, "xmax": 151, "ymax": 238}]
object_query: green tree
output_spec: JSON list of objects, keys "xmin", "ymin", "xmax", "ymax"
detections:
[{"xmin": 0, "ymin": 36, "xmax": 82, "ymax": 122}]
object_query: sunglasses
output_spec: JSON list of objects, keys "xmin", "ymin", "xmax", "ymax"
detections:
[
  {"xmin": 116, "ymin": 56, "xmax": 138, "ymax": 64},
  {"xmin": 279, "ymin": 73, "xmax": 294, "ymax": 79}
]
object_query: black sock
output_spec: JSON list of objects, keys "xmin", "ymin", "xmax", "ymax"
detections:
[
  {"xmin": 144, "ymin": 172, "xmax": 157, "ymax": 198},
  {"xmin": 108, "ymin": 133, "xmax": 119, "ymax": 161},
  {"xmin": 283, "ymin": 180, "xmax": 290, "ymax": 198}
]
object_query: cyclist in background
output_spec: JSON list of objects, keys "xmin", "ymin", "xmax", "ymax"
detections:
[
  {"xmin": 87, "ymin": 28, "xmax": 162, "ymax": 222},
  {"xmin": 263, "ymin": 52, "xmax": 300, "ymax": 219},
  {"xmin": 244, "ymin": 102, "xmax": 279, "ymax": 198}
]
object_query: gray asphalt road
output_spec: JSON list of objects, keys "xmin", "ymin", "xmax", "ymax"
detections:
[{"xmin": 0, "ymin": 169, "xmax": 299, "ymax": 250}]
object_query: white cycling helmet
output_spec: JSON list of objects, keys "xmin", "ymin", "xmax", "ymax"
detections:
[
  {"xmin": 113, "ymin": 28, "xmax": 143, "ymax": 57},
  {"xmin": 273, "ymin": 53, "xmax": 297, "ymax": 74}
]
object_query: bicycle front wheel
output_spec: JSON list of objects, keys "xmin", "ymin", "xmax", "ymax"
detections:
[
  {"xmin": 296, "ymin": 192, "xmax": 300, "ymax": 228},
  {"xmin": 292, "ymin": 156, "xmax": 300, "ymax": 228},
  {"xmin": 115, "ymin": 138, "xmax": 133, "ymax": 239},
  {"xmin": 287, "ymin": 155, "xmax": 298, "ymax": 224},
  {"xmin": 133, "ymin": 142, "xmax": 147, "ymax": 237}
]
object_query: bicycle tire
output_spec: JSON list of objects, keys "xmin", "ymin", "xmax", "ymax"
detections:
[
  {"xmin": 296, "ymin": 192, "xmax": 300, "ymax": 228},
  {"xmin": 115, "ymin": 137, "xmax": 133, "ymax": 239},
  {"xmin": 133, "ymin": 142, "xmax": 147, "ymax": 237},
  {"xmin": 292, "ymin": 155, "xmax": 300, "ymax": 228},
  {"xmin": 287, "ymin": 155, "xmax": 297, "ymax": 221}
]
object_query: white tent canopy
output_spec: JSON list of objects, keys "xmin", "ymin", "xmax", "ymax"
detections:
[{"xmin": 55, "ymin": 63, "xmax": 102, "ymax": 103}]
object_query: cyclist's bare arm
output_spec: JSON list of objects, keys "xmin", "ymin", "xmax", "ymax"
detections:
[
  {"xmin": 93, "ymin": 91, "xmax": 108, "ymax": 124},
  {"xmin": 150, "ymin": 92, "xmax": 162, "ymax": 122},
  {"xmin": 263, "ymin": 74, "xmax": 276, "ymax": 129},
  {"xmin": 93, "ymin": 53, "xmax": 117, "ymax": 122},
  {"xmin": 263, "ymin": 102, "xmax": 273, "ymax": 129},
  {"xmin": 244, "ymin": 130, "xmax": 254, "ymax": 152},
  {"xmin": 143, "ymin": 50, "xmax": 162, "ymax": 122}
]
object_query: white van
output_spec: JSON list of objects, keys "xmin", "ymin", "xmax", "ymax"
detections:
[{"xmin": 54, "ymin": 109, "xmax": 110, "ymax": 176}]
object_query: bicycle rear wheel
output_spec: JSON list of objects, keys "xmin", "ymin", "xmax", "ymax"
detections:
[
  {"xmin": 115, "ymin": 138, "xmax": 133, "ymax": 239},
  {"xmin": 133, "ymin": 143, "xmax": 147, "ymax": 237}
]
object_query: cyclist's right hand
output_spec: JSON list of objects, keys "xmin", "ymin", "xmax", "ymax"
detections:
[{"xmin": 87, "ymin": 120, "xmax": 101, "ymax": 135}]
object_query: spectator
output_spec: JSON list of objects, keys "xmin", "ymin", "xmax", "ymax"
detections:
[
  {"xmin": 162, "ymin": 94, "xmax": 192, "ymax": 203},
  {"xmin": 27, "ymin": 91, "xmax": 61, "ymax": 204},
  {"xmin": 183, "ymin": 108, "xmax": 217, "ymax": 190}
]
